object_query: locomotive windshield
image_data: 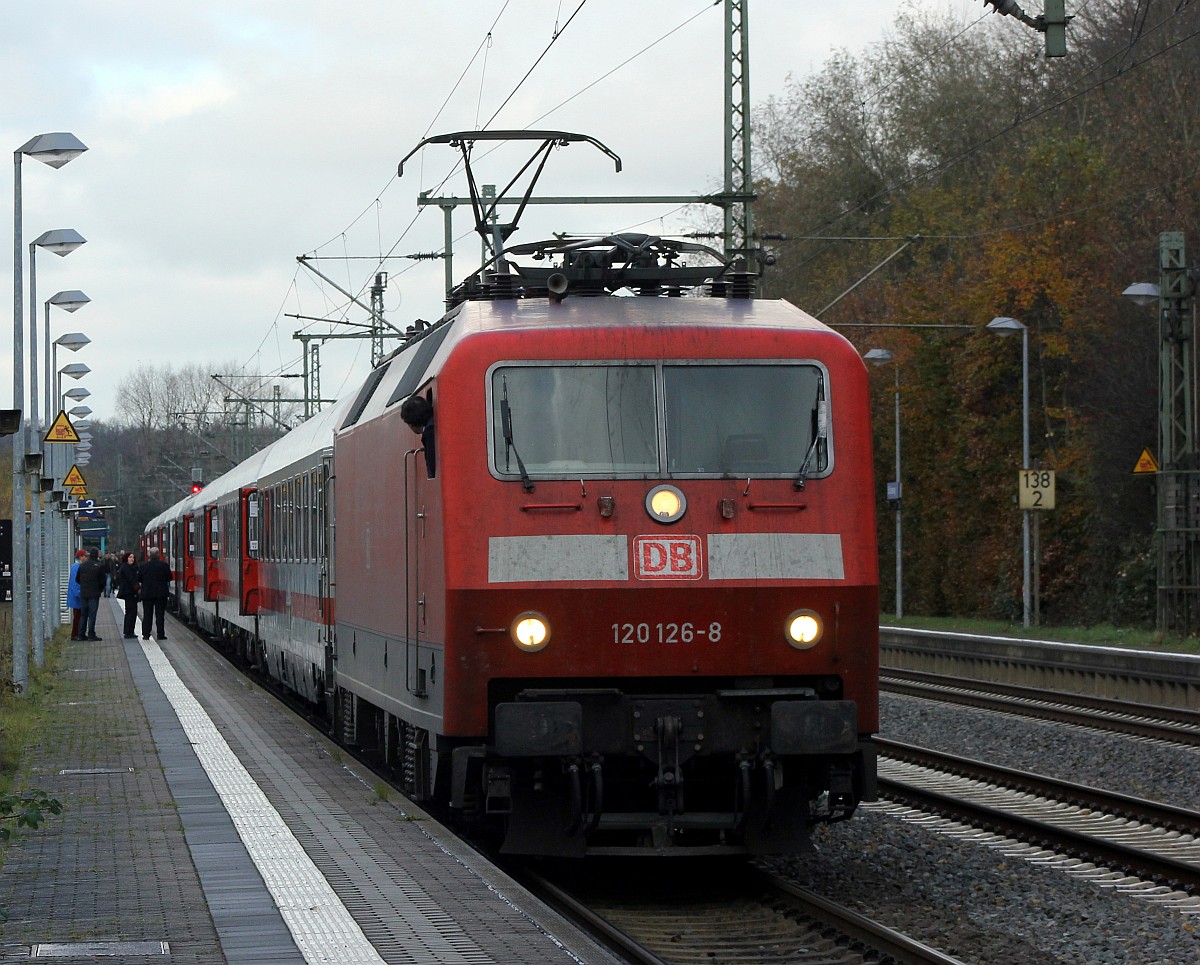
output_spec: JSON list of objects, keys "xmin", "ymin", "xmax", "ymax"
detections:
[{"xmin": 489, "ymin": 361, "xmax": 828, "ymax": 478}]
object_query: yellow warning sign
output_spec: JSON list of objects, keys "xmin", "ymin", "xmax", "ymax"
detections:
[
  {"xmin": 63, "ymin": 465, "xmax": 87, "ymax": 488},
  {"xmin": 44, "ymin": 410, "xmax": 79, "ymax": 444},
  {"xmin": 69, "ymin": 485, "xmax": 88, "ymax": 496},
  {"xmin": 1133, "ymin": 448, "xmax": 1159, "ymax": 474}
]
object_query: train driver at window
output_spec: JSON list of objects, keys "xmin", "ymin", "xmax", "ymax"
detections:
[{"xmin": 400, "ymin": 394, "xmax": 436, "ymax": 478}]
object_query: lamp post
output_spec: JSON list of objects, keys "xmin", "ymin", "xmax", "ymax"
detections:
[
  {"xmin": 26, "ymin": 232, "xmax": 85, "ymax": 665},
  {"xmin": 59, "ymin": 373, "xmax": 91, "ymax": 570},
  {"xmin": 987, "ymin": 316, "xmax": 1031, "ymax": 628},
  {"xmin": 45, "ymin": 328, "xmax": 90, "ymax": 632},
  {"xmin": 865, "ymin": 348, "xmax": 903, "ymax": 619},
  {"xmin": 13, "ymin": 132, "xmax": 88, "ymax": 693}
]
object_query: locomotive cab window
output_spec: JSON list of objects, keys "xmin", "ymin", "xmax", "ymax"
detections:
[{"xmin": 488, "ymin": 361, "xmax": 830, "ymax": 479}]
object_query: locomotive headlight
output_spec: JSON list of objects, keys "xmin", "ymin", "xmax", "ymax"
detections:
[
  {"xmin": 645, "ymin": 484, "xmax": 686, "ymax": 523},
  {"xmin": 785, "ymin": 609, "xmax": 823, "ymax": 649},
  {"xmin": 511, "ymin": 611, "xmax": 551, "ymax": 651}
]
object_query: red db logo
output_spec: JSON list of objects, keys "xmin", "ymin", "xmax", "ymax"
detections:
[{"xmin": 633, "ymin": 535, "xmax": 703, "ymax": 580}]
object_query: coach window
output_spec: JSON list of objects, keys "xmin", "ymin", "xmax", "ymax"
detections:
[
  {"xmin": 260, "ymin": 491, "xmax": 271, "ymax": 561},
  {"xmin": 246, "ymin": 493, "xmax": 260, "ymax": 560},
  {"xmin": 314, "ymin": 470, "xmax": 325, "ymax": 560},
  {"xmin": 269, "ymin": 485, "xmax": 280, "ymax": 561},
  {"xmin": 302, "ymin": 472, "xmax": 312, "ymax": 562},
  {"xmin": 309, "ymin": 469, "xmax": 320, "ymax": 562},
  {"xmin": 284, "ymin": 478, "xmax": 294, "ymax": 562}
]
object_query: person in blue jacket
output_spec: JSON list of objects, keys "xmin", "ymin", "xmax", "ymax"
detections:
[{"xmin": 67, "ymin": 549, "xmax": 86, "ymax": 640}]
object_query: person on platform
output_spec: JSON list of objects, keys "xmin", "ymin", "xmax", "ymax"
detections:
[
  {"xmin": 116, "ymin": 551, "xmax": 141, "ymax": 640},
  {"xmin": 67, "ymin": 549, "xmax": 86, "ymax": 640},
  {"xmin": 400, "ymin": 393, "xmax": 436, "ymax": 477},
  {"xmin": 137, "ymin": 547, "xmax": 172, "ymax": 641},
  {"xmin": 104, "ymin": 552, "xmax": 118, "ymax": 597},
  {"xmin": 74, "ymin": 548, "xmax": 107, "ymax": 641}
]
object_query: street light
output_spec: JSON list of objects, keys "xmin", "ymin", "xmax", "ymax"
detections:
[
  {"xmin": 987, "ymin": 316, "xmax": 1031, "ymax": 628},
  {"xmin": 42, "ymin": 306, "xmax": 89, "ymax": 645},
  {"xmin": 13, "ymin": 132, "xmax": 88, "ymax": 693},
  {"xmin": 1123, "ymin": 282, "xmax": 1160, "ymax": 308},
  {"xmin": 26, "ymin": 233, "xmax": 86, "ymax": 661},
  {"xmin": 864, "ymin": 349, "xmax": 903, "ymax": 619}
]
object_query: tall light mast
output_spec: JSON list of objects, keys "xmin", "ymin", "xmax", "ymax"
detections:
[{"xmin": 723, "ymin": 0, "xmax": 754, "ymax": 270}]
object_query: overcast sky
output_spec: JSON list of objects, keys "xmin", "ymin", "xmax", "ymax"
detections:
[{"xmin": 4, "ymin": 1, "xmax": 988, "ymax": 424}]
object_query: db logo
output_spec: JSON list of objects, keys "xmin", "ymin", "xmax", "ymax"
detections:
[{"xmin": 633, "ymin": 535, "xmax": 703, "ymax": 580}]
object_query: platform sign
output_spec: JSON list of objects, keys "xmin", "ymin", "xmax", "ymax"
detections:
[
  {"xmin": 1019, "ymin": 469, "xmax": 1055, "ymax": 510},
  {"xmin": 43, "ymin": 410, "xmax": 79, "ymax": 444}
]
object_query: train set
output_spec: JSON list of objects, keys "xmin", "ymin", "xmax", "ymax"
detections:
[{"xmin": 142, "ymin": 133, "xmax": 880, "ymax": 856}]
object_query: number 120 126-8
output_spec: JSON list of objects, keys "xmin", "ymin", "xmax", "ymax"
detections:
[{"xmin": 612, "ymin": 622, "xmax": 723, "ymax": 644}]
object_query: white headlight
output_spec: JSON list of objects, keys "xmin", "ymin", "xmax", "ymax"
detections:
[
  {"xmin": 645, "ymin": 484, "xmax": 686, "ymax": 523},
  {"xmin": 511, "ymin": 612, "xmax": 551, "ymax": 651},
  {"xmin": 785, "ymin": 609, "xmax": 823, "ymax": 649}
]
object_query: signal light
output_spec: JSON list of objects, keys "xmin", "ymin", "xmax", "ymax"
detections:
[{"xmin": 190, "ymin": 482, "xmax": 203, "ymax": 494}]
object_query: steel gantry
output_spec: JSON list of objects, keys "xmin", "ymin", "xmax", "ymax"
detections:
[{"xmin": 1155, "ymin": 231, "xmax": 1199, "ymax": 635}]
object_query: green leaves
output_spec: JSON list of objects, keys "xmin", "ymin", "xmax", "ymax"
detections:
[{"xmin": 0, "ymin": 790, "xmax": 63, "ymax": 841}]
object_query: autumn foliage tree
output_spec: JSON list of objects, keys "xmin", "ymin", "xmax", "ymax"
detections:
[{"xmin": 753, "ymin": 2, "xmax": 1197, "ymax": 627}]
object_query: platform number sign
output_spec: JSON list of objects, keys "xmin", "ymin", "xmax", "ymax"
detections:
[{"xmin": 1019, "ymin": 469, "xmax": 1055, "ymax": 510}]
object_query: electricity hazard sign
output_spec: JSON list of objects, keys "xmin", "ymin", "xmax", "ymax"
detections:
[
  {"xmin": 44, "ymin": 410, "xmax": 79, "ymax": 444},
  {"xmin": 1133, "ymin": 448, "xmax": 1159, "ymax": 474},
  {"xmin": 63, "ymin": 465, "xmax": 87, "ymax": 488}
]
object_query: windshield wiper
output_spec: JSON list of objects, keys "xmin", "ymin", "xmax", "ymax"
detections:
[
  {"xmin": 795, "ymin": 375, "xmax": 828, "ymax": 490},
  {"xmin": 500, "ymin": 377, "xmax": 534, "ymax": 492}
]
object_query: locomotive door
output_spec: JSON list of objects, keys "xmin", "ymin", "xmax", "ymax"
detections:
[{"xmin": 403, "ymin": 440, "xmax": 426, "ymax": 697}]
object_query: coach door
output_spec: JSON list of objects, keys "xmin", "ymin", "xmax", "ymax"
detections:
[
  {"xmin": 204, "ymin": 506, "xmax": 220, "ymax": 602},
  {"xmin": 240, "ymin": 488, "xmax": 261, "ymax": 616},
  {"xmin": 183, "ymin": 515, "xmax": 197, "ymax": 593},
  {"xmin": 318, "ymin": 456, "xmax": 335, "ymax": 689}
]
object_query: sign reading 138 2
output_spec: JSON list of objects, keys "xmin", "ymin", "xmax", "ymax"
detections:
[{"xmin": 1019, "ymin": 469, "xmax": 1056, "ymax": 510}]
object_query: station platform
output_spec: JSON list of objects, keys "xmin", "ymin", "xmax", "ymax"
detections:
[{"xmin": 0, "ymin": 599, "xmax": 620, "ymax": 964}]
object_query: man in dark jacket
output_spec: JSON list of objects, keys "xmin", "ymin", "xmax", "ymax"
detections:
[
  {"xmin": 74, "ymin": 548, "xmax": 107, "ymax": 641},
  {"xmin": 138, "ymin": 547, "xmax": 173, "ymax": 641}
]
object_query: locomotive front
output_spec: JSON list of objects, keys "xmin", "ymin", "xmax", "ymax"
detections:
[{"xmin": 438, "ymin": 293, "xmax": 879, "ymax": 857}]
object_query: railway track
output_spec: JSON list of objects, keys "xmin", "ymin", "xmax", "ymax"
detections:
[
  {"xmin": 877, "ymin": 739, "xmax": 1200, "ymax": 892},
  {"xmin": 881, "ymin": 669, "xmax": 1200, "ymax": 745},
  {"xmin": 523, "ymin": 864, "xmax": 969, "ymax": 965}
]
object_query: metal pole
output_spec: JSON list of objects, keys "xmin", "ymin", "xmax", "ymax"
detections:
[
  {"xmin": 894, "ymin": 365, "xmax": 903, "ymax": 620},
  {"xmin": 27, "ymin": 242, "xmax": 43, "ymax": 664},
  {"xmin": 12, "ymin": 148, "xmax": 29, "ymax": 693},
  {"xmin": 1021, "ymin": 326, "xmax": 1031, "ymax": 628},
  {"xmin": 43, "ymin": 302, "xmax": 59, "ymax": 635}
]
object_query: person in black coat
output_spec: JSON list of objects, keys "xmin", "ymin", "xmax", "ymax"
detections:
[
  {"xmin": 137, "ymin": 547, "xmax": 173, "ymax": 641},
  {"xmin": 74, "ymin": 547, "xmax": 107, "ymax": 641},
  {"xmin": 116, "ymin": 551, "xmax": 141, "ymax": 639},
  {"xmin": 400, "ymin": 394, "xmax": 436, "ymax": 477}
]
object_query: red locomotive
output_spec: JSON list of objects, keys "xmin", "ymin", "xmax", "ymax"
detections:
[{"xmin": 145, "ymin": 135, "xmax": 878, "ymax": 856}]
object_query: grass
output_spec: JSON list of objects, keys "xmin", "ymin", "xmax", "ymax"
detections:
[
  {"xmin": 0, "ymin": 612, "xmax": 67, "ymax": 795},
  {"xmin": 881, "ymin": 613, "xmax": 1200, "ymax": 655}
]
